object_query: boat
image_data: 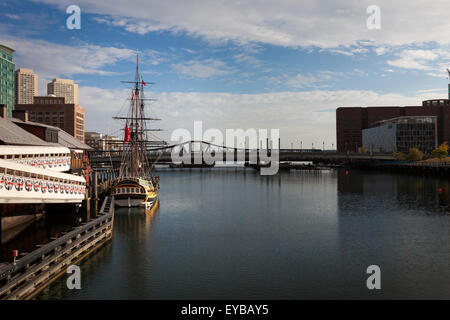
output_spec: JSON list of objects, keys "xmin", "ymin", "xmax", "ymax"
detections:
[{"xmin": 111, "ymin": 57, "xmax": 161, "ymax": 209}]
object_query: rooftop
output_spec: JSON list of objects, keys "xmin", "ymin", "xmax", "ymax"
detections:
[
  {"xmin": 0, "ymin": 117, "xmax": 54, "ymax": 146},
  {"xmin": 374, "ymin": 116, "xmax": 437, "ymax": 126},
  {"xmin": 10, "ymin": 118, "xmax": 92, "ymax": 151},
  {"xmin": 0, "ymin": 44, "xmax": 15, "ymax": 54}
]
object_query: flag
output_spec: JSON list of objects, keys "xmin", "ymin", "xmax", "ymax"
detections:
[
  {"xmin": 142, "ymin": 79, "xmax": 146, "ymax": 86},
  {"xmin": 131, "ymin": 90, "xmax": 134, "ymax": 100},
  {"xmin": 123, "ymin": 123, "xmax": 130, "ymax": 144},
  {"xmin": 137, "ymin": 56, "xmax": 139, "ymax": 64}
]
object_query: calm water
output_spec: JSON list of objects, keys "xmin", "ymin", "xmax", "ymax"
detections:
[{"xmin": 38, "ymin": 168, "xmax": 450, "ymax": 299}]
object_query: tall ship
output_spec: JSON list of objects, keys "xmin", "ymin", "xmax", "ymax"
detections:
[{"xmin": 111, "ymin": 57, "xmax": 161, "ymax": 209}]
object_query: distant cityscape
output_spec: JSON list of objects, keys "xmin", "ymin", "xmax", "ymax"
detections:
[
  {"xmin": 0, "ymin": 43, "xmax": 121, "ymax": 152},
  {"xmin": 3, "ymin": 42, "xmax": 450, "ymax": 157}
]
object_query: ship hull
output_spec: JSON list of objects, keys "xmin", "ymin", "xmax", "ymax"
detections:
[
  {"xmin": 111, "ymin": 177, "xmax": 158, "ymax": 208},
  {"xmin": 114, "ymin": 197, "xmax": 158, "ymax": 208}
]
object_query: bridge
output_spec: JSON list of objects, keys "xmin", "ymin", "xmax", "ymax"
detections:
[{"xmin": 89, "ymin": 140, "xmax": 395, "ymax": 167}]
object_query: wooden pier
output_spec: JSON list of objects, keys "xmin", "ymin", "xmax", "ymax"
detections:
[{"xmin": 0, "ymin": 196, "xmax": 114, "ymax": 300}]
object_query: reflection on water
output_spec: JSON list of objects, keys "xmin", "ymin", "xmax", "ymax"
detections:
[
  {"xmin": 1, "ymin": 206, "xmax": 84, "ymax": 263},
  {"xmin": 38, "ymin": 168, "xmax": 450, "ymax": 299}
]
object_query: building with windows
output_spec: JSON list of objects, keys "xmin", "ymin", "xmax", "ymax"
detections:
[
  {"xmin": 362, "ymin": 116, "xmax": 437, "ymax": 153},
  {"xmin": 85, "ymin": 132, "xmax": 105, "ymax": 150},
  {"xmin": 336, "ymin": 99, "xmax": 450, "ymax": 152},
  {"xmin": 15, "ymin": 68, "xmax": 38, "ymax": 104},
  {"xmin": 47, "ymin": 78, "xmax": 79, "ymax": 104},
  {"xmin": 14, "ymin": 96, "xmax": 85, "ymax": 142},
  {"xmin": 104, "ymin": 135, "xmax": 122, "ymax": 151},
  {"xmin": 0, "ymin": 44, "xmax": 15, "ymax": 117}
]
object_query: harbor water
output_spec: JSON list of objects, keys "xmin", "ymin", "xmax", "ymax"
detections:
[{"xmin": 37, "ymin": 168, "xmax": 450, "ymax": 299}]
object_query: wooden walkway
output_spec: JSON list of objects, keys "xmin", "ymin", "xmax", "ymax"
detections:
[{"xmin": 0, "ymin": 196, "xmax": 114, "ymax": 300}]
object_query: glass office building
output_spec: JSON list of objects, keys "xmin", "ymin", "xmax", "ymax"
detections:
[
  {"xmin": 362, "ymin": 116, "xmax": 438, "ymax": 154},
  {"xmin": 0, "ymin": 44, "xmax": 15, "ymax": 117}
]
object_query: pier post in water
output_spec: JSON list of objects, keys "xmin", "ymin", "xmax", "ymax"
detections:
[{"xmin": 94, "ymin": 171, "xmax": 98, "ymax": 217}]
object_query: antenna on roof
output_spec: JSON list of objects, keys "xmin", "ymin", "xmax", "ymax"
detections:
[{"xmin": 447, "ymin": 68, "xmax": 450, "ymax": 79}]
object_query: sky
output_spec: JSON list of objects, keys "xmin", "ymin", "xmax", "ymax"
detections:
[{"xmin": 1, "ymin": 0, "xmax": 450, "ymax": 148}]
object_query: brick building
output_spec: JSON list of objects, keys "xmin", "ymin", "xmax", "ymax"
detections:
[
  {"xmin": 15, "ymin": 95, "xmax": 85, "ymax": 142},
  {"xmin": 336, "ymin": 99, "xmax": 450, "ymax": 152}
]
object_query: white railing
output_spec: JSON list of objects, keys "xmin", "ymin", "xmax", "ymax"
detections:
[
  {"xmin": 15, "ymin": 157, "xmax": 71, "ymax": 171},
  {"xmin": 0, "ymin": 146, "xmax": 72, "ymax": 172},
  {"xmin": 0, "ymin": 159, "xmax": 86, "ymax": 204}
]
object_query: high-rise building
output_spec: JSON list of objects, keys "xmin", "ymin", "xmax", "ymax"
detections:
[
  {"xmin": 0, "ymin": 44, "xmax": 15, "ymax": 117},
  {"xmin": 15, "ymin": 95, "xmax": 85, "ymax": 142},
  {"xmin": 15, "ymin": 68, "xmax": 38, "ymax": 104},
  {"xmin": 47, "ymin": 78, "xmax": 79, "ymax": 104}
]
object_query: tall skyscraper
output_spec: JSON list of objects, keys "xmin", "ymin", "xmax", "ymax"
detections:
[
  {"xmin": 15, "ymin": 68, "xmax": 38, "ymax": 104},
  {"xmin": 47, "ymin": 78, "xmax": 79, "ymax": 104},
  {"xmin": 0, "ymin": 44, "xmax": 15, "ymax": 117}
]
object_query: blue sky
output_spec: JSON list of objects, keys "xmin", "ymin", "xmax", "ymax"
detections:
[{"xmin": 1, "ymin": 0, "xmax": 450, "ymax": 147}]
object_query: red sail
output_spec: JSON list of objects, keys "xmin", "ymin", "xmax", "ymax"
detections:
[{"xmin": 123, "ymin": 123, "xmax": 130, "ymax": 143}]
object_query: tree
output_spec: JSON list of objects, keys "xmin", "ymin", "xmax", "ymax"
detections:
[
  {"xmin": 358, "ymin": 147, "xmax": 367, "ymax": 153},
  {"xmin": 431, "ymin": 142, "xmax": 449, "ymax": 159},
  {"xmin": 392, "ymin": 152, "xmax": 406, "ymax": 160},
  {"xmin": 407, "ymin": 148, "xmax": 423, "ymax": 161}
]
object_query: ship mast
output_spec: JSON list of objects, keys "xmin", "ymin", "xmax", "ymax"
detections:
[{"xmin": 115, "ymin": 56, "xmax": 159, "ymax": 179}]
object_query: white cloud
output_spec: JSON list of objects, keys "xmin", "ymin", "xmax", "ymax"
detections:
[
  {"xmin": 387, "ymin": 48, "xmax": 449, "ymax": 73},
  {"xmin": 93, "ymin": 16, "xmax": 171, "ymax": 35},
  {"xmin": 266, "ymin": 69, "xmax": 367, "ymax": 89},
  {"xmin": 32, "ymin": 0, "xmax": 450, "ymax": 49},
  {"xmin": 232, "ymin": 52, "xmax": 261, "ymax": 66},
  {"xmin": 416, "ymin": 88, "xmax": 447, "ymax": 94},
  {"xmin": 326, "ymin": 48, "xmax": 354, "ymax": 56},
  {"xmin": 81, "ymin": 86, "xmax": 447, "ymax": 148},
  {"xmin": 171, "ymin": 59, "xmax": 233, "ymax": 78},
  {"xmin": 0, "ymin": 35, "xmax": 136, "ymax": 88},
  {"xmin": 285, "ymin": 74, "xmax": 318, "ymax": 88},
  {"xmin": 181, "ymin": 48, "xmax": 196, "ymax": 54},
  {"xmin": 375, "ymin": 47, "xmax": 389, "ymax": 55},
  {"xmin": 4, "ymin": 14, "xmax": 20, "ymax": 20}
]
